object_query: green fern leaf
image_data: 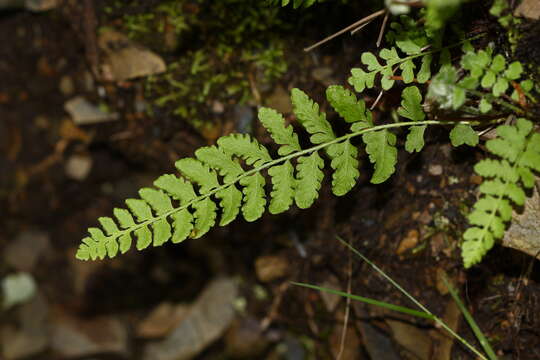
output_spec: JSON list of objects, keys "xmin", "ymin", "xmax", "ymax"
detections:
[
  {"xmin": 326, "ymin": 85, "xmax": 370, "ymax": 125},
  {"xmin": 195, "ymin": 146, "xmax": 244, "ymax": 182},
  {"xmin": 400, "ymin": 59, "xmax": 415, "ymax": 83},
  {"xmin": 216, "ymin": 186, "xmax": 243, "ymax": 226},
  {"xmin": 348, "ymin": 68, "xmax": 376, "ymax": 93},
  {"xmin": 328, "ymin": 140, "xmax": 360, "ymax": 196},
  {"xmin": 153, "ymin": 219, "xmax": 172, "ymax": 246},
  {"xmin": 295, "ymin": 152, "xmax": 324, "ymax": 209},
  {"xmin": 114, "ymin": 208, "xmax": 136, "ymax": 228},
  {"xmin": 405, "ymin": 126, "xmax": 427, "ymax": 153},
  {"xmin": 154, "ymin": 175, "xmax": 196, "ymax": 203},
  {"xmin": 363, "ymin": 130, "xmax": 397, "ymax": 184},
  {"xmin": 258, "ymin": 107, "xmax": 301, "ymax": 156},
  {"xmin": 268, "ymin": 161, "xmax": 295, "ymax": 214},
  {"xmin": 171, "ymin": 209, "xmax": 193, "ymax": 243},
  {"xmin": 175, "ymin": 158, "xmax": 219, "ymax": 193},
  {"xmin": 125, "ymin": 199, "xmax": 153, "ymax": 222},
  {"xmin": 87, "ymin": 228, "xmax": 108, "ymax": 258},
  {"xmin": 118, "ymin": 234, "xmax": 132, "ymax": 254},
  {"xmin": 292, "ymin": 88, "xmax": 336, "ymax": 144},
  {"xmin": 135, "ymin": 226, "xmax": 152, "ymax": 250},
  {"xmin": 398, "ymin": 86, "xmax": 425, "ymax": 121},
  {"xmin": 218, "ymin": 134, "xmax": 272, "ymax": 167},
  {"xmin": 240, "ymin": 173, "xmax": 266, "ymax": 221},
  {"xmin": 139, "ymin": 188, "xmax": 173, "ymax": 215},
  {"xmin": 192, "ymin": 198, "xmax": 217, "ymax": 238},
  {"xmin": 99, "ymin": 217, "xmax": 119, "ymax": 235},
  {"xmin": 417, "ymin": 55, "xmax": 432, "ymax": 83},
  {"xmin": 450, "ymin": 124, "xmax": 478, "ymax": 147}
]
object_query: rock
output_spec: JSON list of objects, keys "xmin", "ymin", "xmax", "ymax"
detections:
[
  {"xmin": 136, "ymin": 302, "xmax": 189, "ymax": 339},
  {"xmin": 51, "ymin": 313, "xmax": 128, "ymax": 358},
  {"xmin": 329, "ymin": 324, "xmax": 360, "ymax": 360},
  {"xmin": 59, "ymin": 75, "xmax": 75, "ymax": 96},
  {"xmin": 428, "ymin": 164, "xmax": 443, "ymax": 176},
  {"xmin": 357, "ymin": 322, "xmax": 401, "ymax": 360},
  {"xmin": 98, "ymin": 30, "xmax": 166, "ymax": 82},
  {"xmin": 233, "ymin": 105, "xmax": 254, "ymax": 134},
  {"xmin": 4, "ymin": 230, "xmax": 50, "ymax": 272},
  {"xmin": 25, "ymin": 0, "xmax": 59, "ymax": 11},
  {"xmin": 319, "ymin": 275, "xmax": 341, "ymax": 312},
  {"xmin": 65, "ymin": 154, "xmax": 93, "ymax": 181},
  {"xmin": 396, "ymin": 229, "xmax": 419, "ymax": 255},
  {"xmin": 64, "ymin": 96, "xmax": 119, "ymax": 125},
  {"xmin": 0, "ymin": 0, "xmax": 59, "ymax": 11},
  {"xmin": 502, "ymin": 179, "xmax": 540, "ymax": 259},
  {"xmin": 515, "ymin": 0, "xmax": 540, "ymax": 20},
  {"xmin": 1, "ymin": 272, "xmax": 36, "ymax": 310},
  {"xmin": 225, "ymin": 317, "xmax": 268, "ymax": 358},
  {"xmin": 312, "ymin": 67, "xmax": 337, "ymax": 87},
  {"xmin": 212, "ymin": 101, "xmax": 225, "ymax": 114},
  {"xmin": 255, "ymin": 255, "xmax": 290, "ymax": 283},
  {"xmin": 387, "ymin": 319, "xmax": 433, "ymax": 360},
  {"xmin": 431, "ymin": 300, "xmax": 461, "ymax": 360},
  {"xmin": 143, "ymin": 278, "xmax": 238, "ymax": 360},
  {"xmin": 265, "ymin": 85, "xmax": 292, "ymax": 114},
  {"xmin": 1, "ymin": 292, "xmax": 49, "ymax": 360}
]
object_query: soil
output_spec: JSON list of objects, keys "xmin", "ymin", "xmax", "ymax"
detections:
[{"xmin": 1, "ymin": 1, "xmax": 539, "ymax": 360}]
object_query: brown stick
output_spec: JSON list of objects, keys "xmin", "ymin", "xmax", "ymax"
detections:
[{"xmin": 304, "ymin": 9, "xmax": 387, "ymax": 52}]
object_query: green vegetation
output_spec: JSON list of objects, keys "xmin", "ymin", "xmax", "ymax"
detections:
[
  {"xmin": 106, "ymin": 0, "xmax": 292, "ymax": 132},
  {"xmin": 83, "ymin": 1, "xmax": 539, "ymax": 268}
]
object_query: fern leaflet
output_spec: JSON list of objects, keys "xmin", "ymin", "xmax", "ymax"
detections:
[{"xmin": 462, "ymin": 118, "xmax": 540, "ymax": 268}]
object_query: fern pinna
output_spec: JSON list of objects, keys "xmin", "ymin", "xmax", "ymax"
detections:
[
  {"xmin": 76, "ymin": 85, "xmax": 444, "ymax": 261},
  {"xmin": 462, "ymin": 118, "xmax": 540, "ymax": 268}
]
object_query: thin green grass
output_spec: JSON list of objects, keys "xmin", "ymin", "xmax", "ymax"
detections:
[{"xmin": 291, "ymin": 236, "xmax": 498, "ymax": 360}]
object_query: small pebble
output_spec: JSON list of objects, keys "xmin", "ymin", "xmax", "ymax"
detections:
[
  {"xmin": 396, "ymin": 229, "xmax": 419, "ymax": 255},
  {"xmin": 428, "ymin": 164, "xmax": 443, "ymax": 176}
]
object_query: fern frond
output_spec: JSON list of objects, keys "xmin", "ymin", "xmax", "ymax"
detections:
[
  {"xmin": 462, "ymin": 118, "xmax": 540, "ymax": 268},
  {"xmin": 77, "ymin": 85, "xmax": 453, "ymax": 261}
]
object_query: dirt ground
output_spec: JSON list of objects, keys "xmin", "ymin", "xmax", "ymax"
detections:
[{"xmin": 1, "ymin": 1, "xmax": 539, "ymax": 360}]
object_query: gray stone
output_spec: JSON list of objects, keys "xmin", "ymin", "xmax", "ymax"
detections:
[
  {"xmin": 0, "ymin": 0, "xmax": 59, "ymax": 11},
  {"xmin": 65, "ymin": 154, "xmax": 93, "ymax": 181},
  {"xmin": 319, "ymin": 275, "xmax": 341, "ymax": 312},
  {"xmin": 59, "ymin": 75, "xmax": 75, "ymax": 96},
  {"xmin": 25, "ymin": 0, "xmax": 59, "ymax": 11},
  {"xmin": 64, "ymin": 96, "xmax": 119, "ymax": 125},
  {"xmin": 143, "ymin": 278, "xmax": 238, "ymax": 360},
  {"xmin": 1, "ymin": 292, "xmax": 50, "ymax": 360},
  {"xmin": 98, "ymin": 30, "xmax": 166, "ymax": 82},
  {"xmin": 136, "ymin": 302, "xmax": 189, "ymax": 339},
  {"xmin": 312, "ymin": 67, "xmax": 337, "ymax": 87},
  {"xmin": 1, "ymin": 273, "xmax": 36, "ymax": 310},
  {"xmin": 503, "ymin": 179, "xmax": 540, "ymax": 259},
  {"xmin": 4, "ymin": 230, "xmax": 50, "ymax": 272},
  {"xmin": 255, "ymin": 255, "xmax": 289, "ymax": 283},
  {"xmin": 265, "ymin": 86, "xmax": 292, "ymax": 114},
  {"xmin": 51, "ymin": 313, "xmax": 128, "ymax": 358},
  {"xmin": 515, "ymin": 0, "xmax": 540, "ymax": 20}
]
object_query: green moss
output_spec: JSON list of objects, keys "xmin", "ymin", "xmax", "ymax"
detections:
[{"xmin": 107, "ymin": 0, "xmax": 292, "ymax": 132}]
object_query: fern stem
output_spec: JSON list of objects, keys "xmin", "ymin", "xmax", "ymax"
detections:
[{"xmin": 109, "ymin": 119, "xmax": 475, "ymax": 240}]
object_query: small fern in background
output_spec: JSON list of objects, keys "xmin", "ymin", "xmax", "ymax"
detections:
[{"xmin": 462, "ymin": 119, "xmax": 540, "ymax": 268}]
